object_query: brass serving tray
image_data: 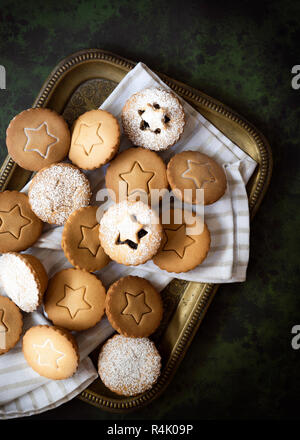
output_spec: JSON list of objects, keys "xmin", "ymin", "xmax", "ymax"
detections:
[{"xmin": 0, "ymin": 49, "xmax": 272, "ymax": 413}]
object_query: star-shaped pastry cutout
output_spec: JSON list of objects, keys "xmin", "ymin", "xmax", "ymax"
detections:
[
  {"xmin": 120, "ymin": 162, "xmax": 154, "ymax": 196},
  {"xmin": 0, "ymin": 309, "xmax": 8, "ymax": 332},
  {"xmin": 0, "ymin": 205, "xmax": 31, "ymax": 239},
  {"xmin": 78, "ymin": 224, "xmax": 100, "ymax": 256},
  {"xmin": 181, "ymin": 160, "xmax": 216, "ymax": 188},
  {"xmin": 117, "ymin": 214, "xmax": 145, "ymax": 245},
  {"xmin": 121, "ymin": 292, "xmax": 152, "ymax": 324},
  {"xmin": 140, "ymin": 103, "xmax": 169, "ymax": 132},
  {"xmin": 163, "ymin": 224, "xmax": 195, "ymax": 258},
  {"xmin": 56, "ymin": 285, "xmax": 91, "ymax": 319},
  {"xmin": 24, "ymin": 122, "xmax": 59, "ymax": 158},
  {"xmin": 33, "ymin": 339, "xmax": 65, "ymax": 369},
  {"xmin": 74, "ymin": 122, "xmax": 103, "ymax": 155}
]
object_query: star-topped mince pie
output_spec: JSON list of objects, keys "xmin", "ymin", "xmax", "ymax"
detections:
[
  {"xmin": 167, "ymin": 150, "xmax": 227, "ymax": 205},
  {"xmin": 105, "ymin": 276, "xmax": 163, "ymax": 338},
  {"xmin": 68, "ymin": 109, "xmax": 120, "ymax": 170},
  {"xmin": 62, "ymin": 206, "xmax": 110, "ymax": 272},
  {"xmin": 0, "ymin": 191, "xmax": 43, "ymax": 252},
  {"xmin": 153, "ymin": 208, "xmax": 211, "ymax": 273},
  {"xmin": 6, "ymin": 108, "xmax": 71, "ymax": 172},
  {"xmin": 23, "ymin": 325, "xmax": 79, "ymax": 380},
  {"xmin": 105, "ymin": 146, "xmax": 168, "ymax": 203},
  {"xmin": 44, "ymin": 268, "xmax": 106, "ymax": 332}
]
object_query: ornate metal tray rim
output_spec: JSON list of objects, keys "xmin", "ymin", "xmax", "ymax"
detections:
[{"xmin": 0, "ymin": 49, "xmax": 272, "ymax": 413}]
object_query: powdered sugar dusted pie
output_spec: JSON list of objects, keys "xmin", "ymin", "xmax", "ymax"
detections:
[
  {"xmin": 122, "ymin": 88, "xmax": 185, "ymax": 151},
  {"xmin": 99, "ymin": 200, "xmax": 163, "ymax": 266},
  {"xmin": 98, "ymin": 334, "xmax": 161, "ymax": 396},
  {"xmin": 0, "ymin": 252, "xmax": 48, "ymax": 312},
  {"xmin": 28, "ymin": 163, "xmax": 91, "ymax": 225}
]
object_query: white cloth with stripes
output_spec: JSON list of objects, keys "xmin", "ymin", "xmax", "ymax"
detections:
[
  {"xmin": 95, "ymin": 62, "xmax": 257, "ymax": 282},
  {"xmin": 0, "ymin": 311, "xmax": 108, "ymax": 417},
  {"xmin": 0, "ymin": 62, "xmax": 256, "ymax": 418}
]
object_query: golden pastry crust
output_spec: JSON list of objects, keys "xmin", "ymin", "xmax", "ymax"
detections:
[
  {"xmin": 0, "ymin": 252, "xmax": 48, "ymax": 312},
  {"xmin": 122, "ymin": 88, "xmax": 185, "ymax": 151},
  {"xmin": 105, "ymin": 276, "xmax": 163, "ymax": 338},
  {"xmin": 99, "ymin": 200, "xmax": 163, "ymax": 266},
  {"xmin": 28, "ymin": 162, "xmax": 91, "ymax": 225},
  {"xmin": 98, "ymin": 334, "xmax": 161, "ymax": 396},
  {"xmin": 0, "ymin": 191, "xmax": 43, "ymax": 253},
  {"xmin": 68, "ymin": 109, "xmax": 121, "ymax": 170},
  {"xmin": 22, "ymin": 325, "xmax": 79, "ymax": 380},
  {"xmin": 20, "ymin": 253, "xmax": 48, "ymax": 294},
  {"xmin": 105, "ymin": 146, "xmax": 169, "ymax": 204},
  {"xmin": 153, "ymin": 208, "xmax": 211, "ymax": 273},
  {"xmin": 6, "ymin": 108, "xmax": 71, "ymax": 172},
  {"xmin": 167, "ymin": 150, "xmax": 227, "ymax": 205},
  {"xmin": 0, "ymin": 295, "xmax": 23, "ymax": 355},
  {"xmin": 44, "ymin": 268, "xmax": 106, "ymax": 332},
  {"xmin": 62, "ymin": 206, "xmax": 110, "ymax": 272}
]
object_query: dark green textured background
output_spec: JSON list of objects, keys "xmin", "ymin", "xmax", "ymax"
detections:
[{"xmin": 0, "ymin": 0, "xmax": 299, "ymax": 421}]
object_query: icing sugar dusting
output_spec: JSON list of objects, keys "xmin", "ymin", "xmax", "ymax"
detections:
[
  {"xmin": 29, "ymin": 164, "xmax": 91, "ymax": 225},
  {"xmin": 122, "ymin": 88, "xmax": 185, "ymax": 151},
  {"xmin": 0, "ymin": 254, "xmax": 39, "ymax": 312},
  {"xmin": 98, "ymin": 335, "xmax": 161, "ymax": 396}
]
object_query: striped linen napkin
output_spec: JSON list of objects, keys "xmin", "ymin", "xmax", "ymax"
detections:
[
  {"xmin": 0, "ymin": 311, "xmax": 105, "ymax": 418},
  {"xmin": 0, "ymin": 62, "xmax": 256, "ymax": 418},
  {"xmin": 95, "ymin": 62, "xmax": 257, "ymax": 283}
]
